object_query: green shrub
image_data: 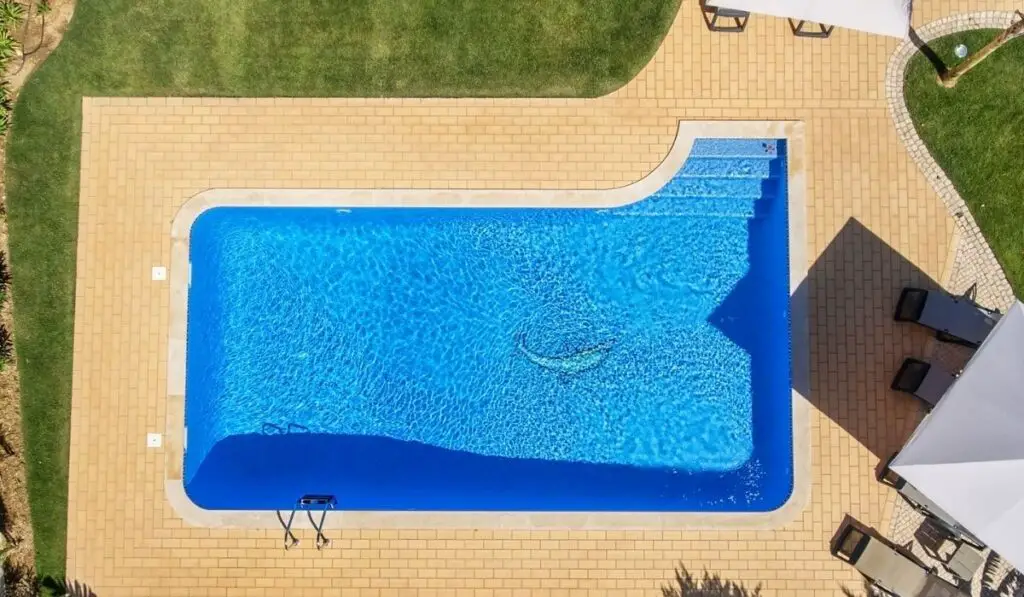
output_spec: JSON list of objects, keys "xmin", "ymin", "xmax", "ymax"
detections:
[
  {"xmin": 0, "ymin": 29, "xmax": 17, "ymax": 61},
  {"xmin": 0, "ymin": 95, "xmax": 10, "ymax": 136},
  {"xmin": 0, "ymin": 0, "xmax": 24, "ymax": 28}
]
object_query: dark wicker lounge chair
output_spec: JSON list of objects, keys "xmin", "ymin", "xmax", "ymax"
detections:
[
  {"xmin": 891, "ymin": 358, "xmax": 955, "ymax": 408},
  {"xmin": 894, "ymin": 288, "xmax": 1000, "ymax": 348},
  {"xmin": 832, "ymin": 516, "xmax": 970, "ymax": 597}
]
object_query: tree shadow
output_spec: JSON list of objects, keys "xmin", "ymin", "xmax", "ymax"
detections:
[
  {"xmin": 839, "ymin": 577, "xmax": 879, "ymax": 597},
  {"xmin": 0, "ymin": 568, "xmax": 100, "ymax": 597},
  {"xmin": 909, "ymin": 27, "xmax": 949, "ymax": 77},
  {"xmin": 661, "ymin": 565, "xmax": 762, "ymax": 597},
  {"xmin": 40, "ymin": 576, "xmax": 98, "ymax": 597}
]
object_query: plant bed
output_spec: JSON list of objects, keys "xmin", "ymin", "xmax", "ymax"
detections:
[{"xmin": 904, "ymin": 29, "xmax": 1024, "ymax": 293}]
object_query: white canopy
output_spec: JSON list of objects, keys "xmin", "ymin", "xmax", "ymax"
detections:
[
  {"xmin": 893, "ymin": 301, "xmax": 1024, "ymax": 571},
  {"xmin": 709, "ymin": 0, "xmax": 911, "ymax": 38}
]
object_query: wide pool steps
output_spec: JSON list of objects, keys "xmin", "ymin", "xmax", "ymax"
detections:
[
  {"xmin": 680, "ymin": 157, "xmax": 783, "ymax": 179},
  {"xmin": 659, "ymin": 177, "xmax": 771, "ymax": 199},
  {"xmin": 614, "ymin": 196, "xmax": 761, "ymax": 218},
  {"xmin": 621, "ymin": 138, "xmax": 784, "ymax": 218}
]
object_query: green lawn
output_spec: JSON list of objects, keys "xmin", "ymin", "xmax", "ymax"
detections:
[
  {"xmin": 904, "ymin": 29, "xmax": 1024, "ymax": 293},
  {"xmin": 5, "ymin": 0, "xmax": 680, "ymax": 583}
]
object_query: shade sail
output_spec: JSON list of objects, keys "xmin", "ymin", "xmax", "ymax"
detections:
[
  {"xmin": 708, "ymin": 0, "xmax": 911, "ymax": 38},
  {"xmin": 892, "ymin": 301, "xmax": 1024, "ymax": 571}
]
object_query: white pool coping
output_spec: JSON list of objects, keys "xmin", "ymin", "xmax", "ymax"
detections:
[{"xmin": 165, "ymin": 120, "xmax": 810, "ymax": 530}]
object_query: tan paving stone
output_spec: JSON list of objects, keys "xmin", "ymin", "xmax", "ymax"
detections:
[{"xmin": 66, "ymin": 0, "xmax": 1019, "ymax": 594}]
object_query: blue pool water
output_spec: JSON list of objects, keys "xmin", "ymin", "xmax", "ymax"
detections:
[{"xmin": 184, "ymin": 139, "xmax": 793, "ymax": 512}]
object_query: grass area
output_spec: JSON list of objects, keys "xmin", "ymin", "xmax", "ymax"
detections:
[
  {"xmin": 904, "ymin": 29, "xmax": 1024, "ymax": 293},
  {"xmin": 4, "ymin": 0, "xmax": 680, "ymax": 582}
]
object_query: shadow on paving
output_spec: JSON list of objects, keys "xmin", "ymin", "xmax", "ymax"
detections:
[
  {"xmin": 697, "ymin": 149, "xmax": 945, "ymax": 462},
  {"xmin": 979, "ymin": 551, "xmax": 1023, "ymax": 597},
  {"xmin": 711, "ymin": 211, "xmax": 946, "ymax": 460},
  {"xmin": 0, "ymin": 572, "xmax": 98, "ymax": 597},
  {"xmin": 661, "ymin": 565, "xmax": 762, "ymax": 597},
  {"xmin": 839, "ymin": 578, "xmax": 876, "ymax": 597},
  {"xmin": 798, "ymin": 217, "xmax": 942, "ymax": 459},
  {"xmin": 901, "ymin": 514, "xmax": 1022, "ymax": 597}
]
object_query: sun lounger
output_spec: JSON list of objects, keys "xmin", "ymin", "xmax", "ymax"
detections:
[
  {"xmin": 890, "ymin": 358, "xmax": 955, "ymax": 408},
  {"xmin": 832, "ymin": 517, "xmax": 971, "ymax": 597},
  {"xmin": 700, "ymin": 0, "xmax": 749, "ymax": 32},
  {"xmin": 946, "ymin": 542, "xmax": 984, "ymax": 583},
  {"xmin": 894, "ymin": 288, "xmax": 1000, "ymax": 348},
  {"xmin": 877, "ymin": 454, "xmax": 986, "ymax": 549}
]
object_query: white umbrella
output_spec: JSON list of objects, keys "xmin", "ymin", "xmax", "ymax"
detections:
[
  {"xmin": 892, "ymin": 301, "xmax": 1024, "ymax": 571},
  {"xmin": 708, "ymin": 0, "xmax": 911, "ymax": 38}
]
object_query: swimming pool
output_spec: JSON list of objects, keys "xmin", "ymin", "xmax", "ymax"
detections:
[{"xmin": 182, "ymin": 138, "xmax": 794, "ymax": 513}]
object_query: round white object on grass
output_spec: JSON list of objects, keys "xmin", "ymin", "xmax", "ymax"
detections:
[{"xmin": 954, "ymin": 44, "xmax": 969, "ymax": 59}]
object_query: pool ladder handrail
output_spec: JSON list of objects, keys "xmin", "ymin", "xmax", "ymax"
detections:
[{"xmin": 278, "ymin": 494, "xmax": 337, "ymax": 551}]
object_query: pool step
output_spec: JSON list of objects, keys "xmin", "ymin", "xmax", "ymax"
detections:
[
  {"xmin": 629, "ymin": 138, "xmax": 785, "ymax": 218},
  {"xmin": 615, "ymin": 195, "xmax": 765, "ymax": 218},
  {"xmin": 687, "ymin": 138, "xmax": 781, "ymax": 158},
  {"xmin": 658, "ymin": 176, "xmax": 778, "ymax": 199},
  {"xmin": 680, "ymin": 157, "xmax": 784, "ymax": 179}
]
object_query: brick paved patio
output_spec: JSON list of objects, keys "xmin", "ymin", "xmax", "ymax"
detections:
[{"xmin": 67, "ymin": 0, "xmax": 1018, "ymax": 594}]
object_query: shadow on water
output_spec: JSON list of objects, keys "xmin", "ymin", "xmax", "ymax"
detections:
[
  {"xmin": 187, "ymin": 431, "xmax": 786, "ymax": 511},
  {"xmin": 661, "ymin": 565, "xmax": 762, "ymax": 597},
  {"xmin": 839, "ymin": 578, "xmax": 877, "ymax": 597},
  {"xmin": 707, "ymin": 140, "xmax": 795, "ymax": 505},
  {"xmin": 262, "ymin": 422, "xmax": 310, "ymax": 435}
]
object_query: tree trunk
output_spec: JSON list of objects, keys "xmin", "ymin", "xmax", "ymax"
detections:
[{"xmin": 940, "ymin": 11, "xmax": 1024, "ymax": 88}]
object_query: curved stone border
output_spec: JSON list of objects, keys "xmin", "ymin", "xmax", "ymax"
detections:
[{"xmin": 886, "ymin": 11, "xmax": 1019, "ymax": 310}]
